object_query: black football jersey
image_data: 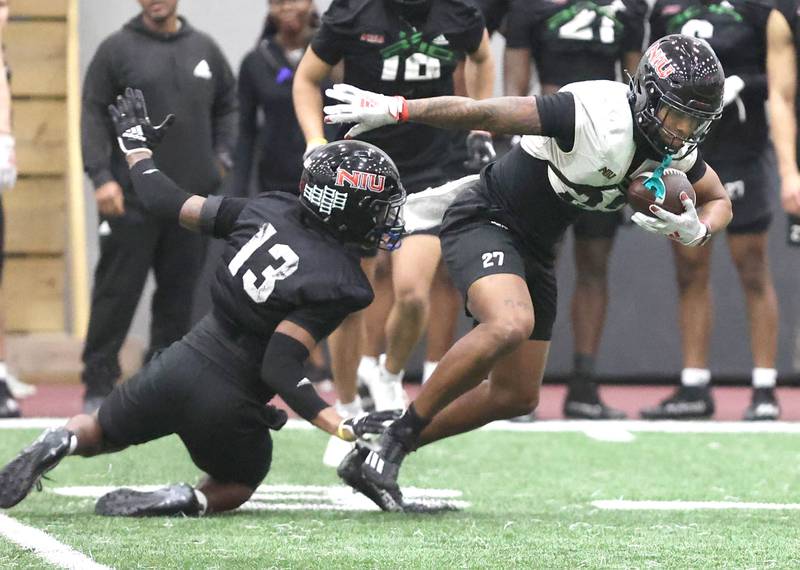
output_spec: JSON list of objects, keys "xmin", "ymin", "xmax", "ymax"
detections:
[
  {"xmin": 210, "ymin": 192, "xmax": 373, "ymax": 342},
  {"xmin": 505, "ymin": 0, "xmax": 647, "ymax": 86},
  {"xmin": 650, "ymin": 0, "xmax": 773, "ymax": 161},
  {"xmin": 311, "ymin": 0, "xmax": 485, "ymax": 183}
]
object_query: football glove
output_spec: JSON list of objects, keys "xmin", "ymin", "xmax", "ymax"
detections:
[
  {"xmin": 0, "ymin": 134, "xmax": 17, "ymax": 191},
  {"xmin": 108, "ymin": 87, "xmax": 175, "ymax": 157},
  {"xmin": 722, "ymin": 75, "xmax": 745, "ymax": 108},
  {"xmin": 631, "ymin": 191, "xmax": 711, "ymax": 247},
  {"xmin": 324, "ymin": 83, "xmax": 408, "ymax": 138},
  {"xmin": 336, "ymin": 410, "xmax": 402, "ymax": 442},
  {"xmin": 463, "ymin": 130, "xmax": 496, "ymax": 172}
]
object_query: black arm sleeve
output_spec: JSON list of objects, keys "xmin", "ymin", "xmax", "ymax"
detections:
[
  {"xmin": 260, "ymin": 332, "xmax": 328, "ymax": 421},
  {"xmin": 81, "ymin": 39, "xmax": 121, "ymax": 189},
  {"xmin": 198, "ymin": 195, "xmax": 249, "ymax": 238},
  {"xmin": 129, "ymin": 158, "xmax": 192, "ymax": 222},
  {"xmin": 685, "ymin": 155, "xmax": 708, "ymax": 185},
  {"xmin": 534, "ymin": 92, "xmax": 576, "ymax": 152}
]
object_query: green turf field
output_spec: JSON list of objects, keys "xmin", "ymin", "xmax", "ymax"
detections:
[{"xmin": 1, "ymin": 424, "xmax": 799, "ymax": 569}]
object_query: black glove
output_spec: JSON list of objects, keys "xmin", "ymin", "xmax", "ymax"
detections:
[
  {"xmin": 463, "ymin": 130, "xmax": 496, "ymax": 172},
  {"xmin": 108, "ymin": 87, "xmax": 175, "ymax": 156},
  {"xmin": 337, "ymin": 409, "xmax": 402, "ymax": 442}
]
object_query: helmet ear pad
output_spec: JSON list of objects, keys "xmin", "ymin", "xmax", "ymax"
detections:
[
  {"xmin": 299, "ymin": 141, "xmax": 406, "ymax": 252},
  {"xmin": 630, "ymin": 34, "xmax": 724, "ymax": 156}
]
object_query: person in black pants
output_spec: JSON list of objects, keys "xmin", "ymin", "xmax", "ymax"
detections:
[
  {"xmin": 231, "ymin": 0, "xmax": 334, "ymax": 196},
  {"xmin": 80, "ymin": 0, "xmax": 237, "ymax": 413}
]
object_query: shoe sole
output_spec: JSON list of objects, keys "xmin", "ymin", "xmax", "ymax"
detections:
[
  {"xmin": 95, "ymin": 488, "xmax": 195, "ymax": 517},
  {"xmin": 0, "ymin": 442, "xmax": 65, "ymax": 508}
]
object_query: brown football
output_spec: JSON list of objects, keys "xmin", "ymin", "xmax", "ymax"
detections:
[{"xmin": 626, "ymin": 168, "xmax": 696, "ymax": 215}]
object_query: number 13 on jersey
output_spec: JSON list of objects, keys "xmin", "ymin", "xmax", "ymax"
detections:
[{"xmin": 228, "ymin": 223, "xmax": 299, "ymax": 303}]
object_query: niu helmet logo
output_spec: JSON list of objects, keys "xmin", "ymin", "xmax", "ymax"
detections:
[
  {"xmin": 646, "ymin": 45, "xmax": 676, "ymax": 79},
  {"xmin": 335, "ymin": 169, "xmax": 386, "ymax": 193}
]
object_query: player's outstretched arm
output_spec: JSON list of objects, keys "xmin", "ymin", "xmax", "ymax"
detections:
[
  {"xmin": 324, "ymin": 83, "xmax": 543, "ymax": 137},
  {"xmin": 262, "ymin": 319, "xmax": 400, "ymax": 439}
]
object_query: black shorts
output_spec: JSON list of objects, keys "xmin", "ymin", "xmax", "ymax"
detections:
[
  {"xmin": 713, "ymin": 149, "xmax": 776, "ymax": 234},
  {"xmin": 572, "ymin": 209, "xmax": 623, "ymax": 240},
  {"xmin": 441, "ymin": 179, "xmax": 557, "ymax": 341},
  {"xmin": 98, "ymin": 333, "xmax": 275, "ymax": 489}
]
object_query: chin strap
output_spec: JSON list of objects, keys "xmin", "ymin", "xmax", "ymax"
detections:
[{"xmin": 642, "ymin": 154, "xmax": 674, "ymax": 201}]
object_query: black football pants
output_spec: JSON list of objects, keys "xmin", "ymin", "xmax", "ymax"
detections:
[{"xmin": 81, "ymin": 206, "xmax": 206, "ymax": 395}]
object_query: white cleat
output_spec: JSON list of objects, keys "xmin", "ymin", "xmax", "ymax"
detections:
[
  {"xmin": 363, "ymin": 355, "xmax": 408, "ymax": 411},
  {"xmin": 322, "ymin": 435, "xmax": 355, "ymax": 468},
  {"xmin": 6, "ymin": 373, "xmax": 36, "ymax": 399}
]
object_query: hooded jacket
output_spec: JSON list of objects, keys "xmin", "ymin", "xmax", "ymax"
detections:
[{"xmin": 81, "ymin": 15, "xmax": 237, "ymax": 207}]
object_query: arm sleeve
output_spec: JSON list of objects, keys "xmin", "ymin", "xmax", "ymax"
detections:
[
  {"xmin": 310, "ymin": 23, "xmax": 348, "ymax": 66},
  {"xmin": 81, "ymin": 40, "xmax": 120, "ymax": 189},
  {"xmin": 230, "ymin": 56, "xmax": 258, "ymax": 197},
  {"xmin": 198, "ymin": 194, "xmax": 249, "ymax": 238},
  {"xmin": 210, "ymin": 41, "xmax": 238, "ymax": 165},
  {"xmin": 619, "ymin": 0, "xmax": 647, "ymax": 53},
  {"xmin": 129, "ymin": 158, "xmax": 192, "ymax": 221},
  {"xmin": 504, "ymin": 0, "xmax": 536, "ymax": 49},
  {"xmin": 260, "ymin": 332, "xmax": 329, "ymax": 421},
  {"xmin": 533, "ymin": 92, "xmax": 576, "ymax": 151}
]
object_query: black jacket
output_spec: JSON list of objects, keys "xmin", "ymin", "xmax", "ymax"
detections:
[
  {"xmin": 231, "ymin": 35, "xmax": 335, "ymax": 196},
  {"xmin": 81, "ymin": 15, "xmax": 237, "ymax": 206}
]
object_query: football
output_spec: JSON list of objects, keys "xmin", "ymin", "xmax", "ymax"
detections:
[{"xmin": 626, "ymin": 168, "xmax": 696, "ymax": 216}]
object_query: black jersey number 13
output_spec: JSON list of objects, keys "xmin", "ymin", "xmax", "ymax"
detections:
[{"xmin": 228, "ymin": 223, "xmax": 300, "ymax": 303}]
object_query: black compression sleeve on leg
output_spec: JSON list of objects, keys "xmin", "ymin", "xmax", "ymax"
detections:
[
  {"xmin": 260, "ymin": 333, "xmax": 328, "ymax": 421},
  {"xmin": 129, "ymin": 158, "xmax": 192, "ymax": 222}
]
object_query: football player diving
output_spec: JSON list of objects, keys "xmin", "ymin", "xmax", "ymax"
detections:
[
  {"xmin": 0, "ymin": 89, "xmax": 403, "ymax": 517},
  {"xmin": 325, "ymin": 34, "xmax": 733, "ymax": 511}
]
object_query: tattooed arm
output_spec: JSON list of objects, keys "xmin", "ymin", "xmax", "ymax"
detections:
[
  {"xmin": 324, "ymin": 84, "xmax": 547, "ymax": 137},
  {"xmin": 405, "ymin": 96, "xmax": 542, "ymax": 135}
]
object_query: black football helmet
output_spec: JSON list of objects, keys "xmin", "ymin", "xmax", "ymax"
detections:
[
  {"xmin": 629, "ymin": 34, "xmax": 724, "ymax": 157},
  {"xmin": 300, "ymin": 141, "xmax": 406, "ymax": 252}
]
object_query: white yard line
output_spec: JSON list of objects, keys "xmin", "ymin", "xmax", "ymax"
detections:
[
  {"xmin": 593, "ymin": 499, "xmax": 800, "ymax": 511},
  {"xmin": 3, "ymin": 417, "xmax": 800, "ymax": 434},
  {"xmin": 0, "ymin": 513, "xmax": 111, "ymax": 569}
]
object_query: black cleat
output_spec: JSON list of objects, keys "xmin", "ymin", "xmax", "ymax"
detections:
[
  {"xmin": 338, "ymin": 444, "xmax": 404, "ymax": 512},
  {"xmin": 563, "ymin": 383, "xmax": 626, "ymax": 420},
  {"xmin": 640, "ymin": 386, "xmax": 714, "ymax": 419},
  {"xmin": 743, "ymin": 388, "xmax": 780, "ymax": 421},
  {"xmin": 0, "ymin": 428, "xmax": 72, "ymax": 508},
  {"xmin": 95, "ymin": 483, "xmax": 199, "ymax": 517},
  {"xmin": 361, "ymin": 427, "xmax": 409, "ymax": 505},
  {"xmin": 0, "ymin": 380, "xmax": 20, "ymax": 418}
]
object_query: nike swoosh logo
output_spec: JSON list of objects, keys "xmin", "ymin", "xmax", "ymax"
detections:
[
  {"xmin": 296, "ymin": 378, "xmax": 312, "ymax": 388},
  {"xmin": 142, "ymin": 169, "xmax": 159, "ymax": 175}
]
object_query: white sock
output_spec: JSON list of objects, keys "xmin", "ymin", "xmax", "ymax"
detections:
[
  {"xmin": 67, "ymin": 434, "xmax": 79, "ymax": 455},
  {"xmin": 357, "ymin": 356, "xmax": 378, "ymax": 382},
  {"xmin": 0, "ymin": 362, "xmax": 8, "ymax": 379},
  {"xmin": 752, "ymin": 367, "xmax": 777, "ymax": 389},
  {"xmin": 378, "ymin": 354, "xmax": 404, "ymax": 383},
  {"xmin": 193, "ymin": 489, "xmax": 208, "ymax": 516},
  {"xmin": 335, "ymin": 397, "xmax": 362, "ymax": 417},
  {"xmin": 681, "ymin": 368, "xmax": 711, "ymax": 387},
  {"xmin": 422, "ymin": 361, "xmax": 438, "ymax": 384}
]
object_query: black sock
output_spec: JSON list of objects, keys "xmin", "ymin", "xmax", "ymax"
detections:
[{"xmin": 390, "ymin": 403, "xmax": 430, "ymax": 448}]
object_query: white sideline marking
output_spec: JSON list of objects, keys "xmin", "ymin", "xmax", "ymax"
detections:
[
  {"xmin": 0, "ymin": 513, "xmax": 111, "ymax": 569},
  {"xmin": 52, "ymin": 484, "xmax": 469, "ymax": 512},
  {"xmin": 593, "ymin": 500, "xmax": 800, "ymax": 511},
  {"xmin": 5, "ymin": 417, "xmax": 800, "ymax": 434}
]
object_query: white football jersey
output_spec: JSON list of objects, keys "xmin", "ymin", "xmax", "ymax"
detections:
[{"xmin": 519, "ymin": 80, "xmax": 699, "ymax": 212}]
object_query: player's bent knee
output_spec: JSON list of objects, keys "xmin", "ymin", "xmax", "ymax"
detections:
[
  {"xmin": 394, "ymin": 287, "xmax": 430, "ymax": 316},
  {"xmin": 483, "ymin": 317, "xmax": 533, "ymax": 354},
  {"xmin": 492, "ymin": 385, "xmax": 540, "ymax": 418},
  {"xmin": 675, "ymin": 261, "xmax": 710, "ymax": 293}
]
